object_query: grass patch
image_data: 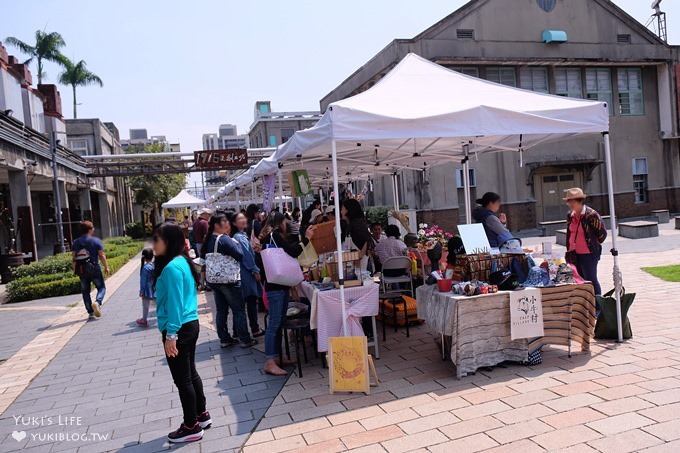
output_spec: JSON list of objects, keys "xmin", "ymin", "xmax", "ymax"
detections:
[{"xmin": 642, "ymin": 265, "xmax": 680, "ymax": 282}]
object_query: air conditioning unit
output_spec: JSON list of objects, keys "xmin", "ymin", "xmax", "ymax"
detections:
[{"xmin": 542, "ymin": 30, "xmax": 568, "ymax": 43}]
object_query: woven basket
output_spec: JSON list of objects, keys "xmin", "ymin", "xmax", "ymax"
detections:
[{"xmin": 310, "ymin": 221, "xmax": 336, "ymax": 254}]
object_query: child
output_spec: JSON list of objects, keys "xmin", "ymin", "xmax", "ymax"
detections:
[{"xmin": 137, "ymin": 248, "xmax": 156, "ymax": 327}]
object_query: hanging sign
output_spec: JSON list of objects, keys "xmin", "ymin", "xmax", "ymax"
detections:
[
  {"xmin": 262, "ymin": 174, "xmax": 276, "ymax": 212},
  {"xmin": 194, "ymin": 149, "xmax": 248, "ymax": 169},
  {"xmin": 287, "ymin": 170, "xmax": 313, "ymax": 197}
]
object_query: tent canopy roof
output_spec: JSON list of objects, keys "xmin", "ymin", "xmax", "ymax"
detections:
[{"xmin": 162, "ymin": 190, "xmax": 206, "ymax": 208}]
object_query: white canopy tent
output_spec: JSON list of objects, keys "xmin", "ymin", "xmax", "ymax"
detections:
[
  {"xmin": 264, "ymin": 53, "xmax": 623, "ymax": 341},
  {"xmin": 162, "ymin": 189, "xmax": 207, "ymax": 208}
]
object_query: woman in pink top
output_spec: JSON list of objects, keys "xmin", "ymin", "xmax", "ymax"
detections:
[{"xmin": 564, "ymin": 188, "xmax": 608, "ymax": 295}]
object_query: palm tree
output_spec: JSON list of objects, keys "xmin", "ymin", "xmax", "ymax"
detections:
[
  {"xmin": 4, "ymin": 30, "xmax": 66, "ymax": 84},
  {"xmin": 58, "ymin": 58, "xmax": 103, "ymax": 119}
]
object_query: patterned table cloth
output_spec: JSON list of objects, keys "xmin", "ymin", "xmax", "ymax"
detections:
[
  {"xmin": 298, "ymin": 282, "xmax": 380, "ymax": 352},
  {"xmin": 416, "ymin": 284, "xmax": 596, "ymax": 378}
]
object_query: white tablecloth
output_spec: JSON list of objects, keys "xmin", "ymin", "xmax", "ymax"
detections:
[{"xmin": 298, "ymin": 282, "xmax": 380, "ymax": 352}]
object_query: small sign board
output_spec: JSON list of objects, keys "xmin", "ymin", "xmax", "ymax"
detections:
[
  {"xmin": 328, "ymin": 336, "xmax": 370, "ymax": 394},
  {"xmin": 287, "ymin": 169, "xmax": 313, "ymax": 197},
  {"xmin": 194, "ymin": 149, "xmax": 248, "ymax": 169}
]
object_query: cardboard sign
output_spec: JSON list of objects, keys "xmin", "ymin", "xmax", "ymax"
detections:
[
  {"xmin": 328, "ymin": 337, "xmax": 369, "ymax": 394},
  {"xmin": 510, "ymin": 288, "xmax": 545, "ymax": 340}
]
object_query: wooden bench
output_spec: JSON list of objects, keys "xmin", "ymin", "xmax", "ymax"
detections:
[
  {"xmin": 555, "ymin": 229, "xmax": 567, "ymax": 246},
  {"xmin": 539, "ymin": 220, "xmax": 566, "ymax": 237},
  {"xmin": 675, "ymin": 216, "xmax": 680, "ymax": 230},
  {"xmin": 619, "ymin": 221, "xmax": 659, "ymax": 239},
  {"xmin": 652, "ymin": 209, "xmax": 670, "ymax": 224}
]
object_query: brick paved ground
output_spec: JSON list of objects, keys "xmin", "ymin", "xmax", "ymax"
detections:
[
  {"xmin": 0, "ymin": 223, "xmax": 679, "ymax": 452},
  {"xmin": 0, "ymin": 260, "xmax": 288, "ymax": 453}
]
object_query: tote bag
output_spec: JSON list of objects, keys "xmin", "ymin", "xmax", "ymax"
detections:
[
  {"xmin": 298, "ymin": 241, "xmax": 318, "ymax": 268},
  {"xmin": 261, "ymin": 235, "xmax": 304, "ymax": 287},
  {"xmin": 205, "ymin": 234, "xmax": 241, "ymax": 284}
]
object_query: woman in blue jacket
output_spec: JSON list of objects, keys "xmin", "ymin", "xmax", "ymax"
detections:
[
  {"xmin": 232, "ymin": 212, "xmax": 265, "ymax": 337},
  {"xmin": 153, "ymin": 222, "xmax": 211, "ymax": 443}
]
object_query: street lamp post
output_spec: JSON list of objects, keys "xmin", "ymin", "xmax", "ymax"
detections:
[{"xmin": 51, "ymin": 131, "xmax": 66, "ymax": 253}]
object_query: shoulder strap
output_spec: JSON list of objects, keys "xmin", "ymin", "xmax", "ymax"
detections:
[{"xmin": 214, "ymin": 234, "xmax": 223, "ymax": 254}]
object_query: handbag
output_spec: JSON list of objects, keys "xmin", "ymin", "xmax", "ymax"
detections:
[
  {"xmin": 595, "ymin": 287, "xmax": 634, "ymax": 339},
  {"xmin": 205, "ymin": 234, "xmax": 241, "ymax": 284},
  {"xmin": 260, "ymin": 235, "xmax": 304, "ymax": 287},
  {"xmin": 298, "ymin": 241, "xmax": 318, "ymax": 268}
]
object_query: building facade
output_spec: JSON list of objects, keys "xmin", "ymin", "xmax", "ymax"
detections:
[
  {"xmin": 320, "ymin": 0, "xmax": 680, "ymax": 232},
  {"xmin": 248, "ymin": 101, "xmax": 321, "ymax": 149},
  {"xmin": 120, "ymin": 129, "xmax": 179, "ymax": 153},
  {"xmin": 0, "ymin": 40, "xmax": 131, "ymax": 262}
]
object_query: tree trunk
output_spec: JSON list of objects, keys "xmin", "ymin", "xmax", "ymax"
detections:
[
  {"xmin": 72, "ymin": 84, "xmax": 77, "ymax": 119},
  {"xmin": 37, "ymin": 58, "xmax": 43, "ymax": 85}
]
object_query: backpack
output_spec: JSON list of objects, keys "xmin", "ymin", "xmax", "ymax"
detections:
[{"xmin": 74, "ymin": 246, "xmax": 98, "ymax": 279}]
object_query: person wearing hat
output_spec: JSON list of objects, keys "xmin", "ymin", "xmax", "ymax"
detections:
[
  {"xmin": 472, "ymin": 192, "xmax": 513, "ymax": 247},
  {"xmin": 564, "ymin": 188, "xmax": 607, "ymax": 295}
]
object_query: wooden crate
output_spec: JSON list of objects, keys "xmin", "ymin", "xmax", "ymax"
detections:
[{"xmin": 311, "ymin": 221, "xmax": 336, "ymax": 254}]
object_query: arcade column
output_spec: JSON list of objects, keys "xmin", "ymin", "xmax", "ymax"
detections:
[{"xmin": 8, "ymin": 169, "xmax": 37, "ymax": 261}]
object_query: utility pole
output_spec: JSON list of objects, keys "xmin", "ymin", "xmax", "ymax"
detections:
[{"xmin": 51, "ymin": 131, "xmax": 66, "ymax": 253}]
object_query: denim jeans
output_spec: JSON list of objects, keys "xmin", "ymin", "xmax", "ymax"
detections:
[
  {"xmin": 211, "ymin": 284, "xmax": 252, "ymax": 344},
  {"xmin": 79, "ymin": 269, "xmax": 106, "ymax": 314},
  {"xmin": 575, "ymin": 253, "xmax": 602, "ymax": 295},
  {"xmin": 264, "ymin": 289, "xmax": 289, "ymax": 360},
  {"xmin": 162, "ymin": 320, "xmax": 206, "ymax": 427},
  {"xmin": 245, "ymin": 295, "xmax": 260, "ymax": 333}
]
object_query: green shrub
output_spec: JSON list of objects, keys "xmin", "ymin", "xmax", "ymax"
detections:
[
  {"xmin": 125, "ymin": 221, "xmax": 145, "ymax": 239},
  {"xmin": 365, "ymin": 206, "xmax": 391, "ymax": 228},
  {"xmin": 6, "ymin": 237, "xmax": 144, "ymax": 303}
]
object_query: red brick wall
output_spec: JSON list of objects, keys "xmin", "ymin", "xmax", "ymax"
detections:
[
  {"xmin": 417, "ymin": 208, "xmax": 459, "ymax": 234},
  {"xmin": 586, "ymin": 188, "xmax": 680, "ymax": 219}
]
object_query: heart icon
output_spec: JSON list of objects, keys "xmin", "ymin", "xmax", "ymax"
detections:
[{"xmin": 11, "ymin": 430, "xmax": 26, "ymax": 442}]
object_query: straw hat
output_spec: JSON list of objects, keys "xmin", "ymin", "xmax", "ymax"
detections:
[{"xmin": 563, "ymin": 188, "xmax": 586, "ymax": 201}]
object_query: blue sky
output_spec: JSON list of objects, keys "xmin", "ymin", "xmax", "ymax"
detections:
[{"xmin": 3, "ymin": 0, "xmax": 679, "ymax": 154}]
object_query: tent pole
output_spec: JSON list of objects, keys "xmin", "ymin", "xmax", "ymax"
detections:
[
  {"xmin": 603, "ymin": 132, "xmax": 624, "ymax": 342},
  {"xmin": 277, "ymin": 168, "xmax": 284, "ymax": 210},
  {"xmin": 392, "ymin": 173, "xmax": 400, "ymax": 212},
  {"xmin": 463, "ymin": 144, "xmax": 472, "ymax": 224},
  {"xmin": 330, "ymin": 138, "xmax": 348, "ymax": 336},
  {"xmin": 236, "ymin": 188, "xmax": 240, "ymax": 211}
]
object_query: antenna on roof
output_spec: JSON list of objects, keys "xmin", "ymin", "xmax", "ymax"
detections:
[{"xmin": 647, "ymin": 0, "xmax": 667, "ymax": 42}]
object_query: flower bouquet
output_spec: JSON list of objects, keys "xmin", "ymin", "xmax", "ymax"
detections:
[{"xmin": 416, "ymin": 223, "xmax": 453, "ymax": 252}]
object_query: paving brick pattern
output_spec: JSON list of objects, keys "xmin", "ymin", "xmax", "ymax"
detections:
[{"xmin": 243, "ymin": 242, "xmax": 680, "ymax": 452}]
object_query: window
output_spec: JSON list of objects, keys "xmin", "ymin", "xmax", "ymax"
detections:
[
  {"xmin": 451, "ymin": 67, "xmax": 479, "ymax": 78},
  {"xmin": 456, "ymin": 29, "xmax": 475, "ymax": 40},
  {"xmin": 456, "ymin": 168, "xmax": 477, "ymax": 188},
  {"xmin": 281, "ymin": 128, "xmax": 295, "ymax": 143},
  {"xmin": 268, "ymin": 135, "xmax": 277, "ymax": 147},
  {"xmin": 519, "ymin": 67, "xmax": 549, "ymax": 93},
  {"xmin": 485, "ymin": 67, "xmax": 516, "ymax": 87},
  {"xmin": 632, "ymin": 157, "xmax": 648, "ymax": 203},
  {"xmin": 68, "ymin": 139, "xmax": 89, "ymax": 156},
  {"xmin": 555, "ymin": 68, "xmax": 583, "ymax": 98},
  {"xmin": 585, "ymin": 68, "xmax": 613, "ymax": 114},
  {"xmin": 618, "ymin": 68, "xmax": 644, "ymax": 116}
]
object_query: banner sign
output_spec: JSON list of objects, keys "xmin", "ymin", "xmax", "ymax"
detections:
[
  {"xmin": 194, "ymin": 149, "xmax": 248, "ymax": 169},
  {"xmin": 287, "ymin": 169, "xmax": 313, "ymax": 197},
  {"xmin": 262, "ymin": 174, "xmax": 276, "ymax": 212},
  {"xmin": 510, "ymin": 287, "xmax": 544, "ymax": 340}
]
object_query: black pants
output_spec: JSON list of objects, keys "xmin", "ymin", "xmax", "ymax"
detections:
[
  {"xmin": 575, "ymin": 253, "xmax": 602, "ymax": 295},
  {"xmin": 163, "ymin": 320, "xmax": 206, "ymax": 427}
]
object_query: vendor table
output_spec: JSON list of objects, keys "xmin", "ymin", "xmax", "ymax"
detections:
[
  {"xmin": 298, "ymin": 282, "xmax": 380, "ymax": 353},
  {"xmin": 416, "ymin": 284, "xmax": 596, "ymax": 378}
]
